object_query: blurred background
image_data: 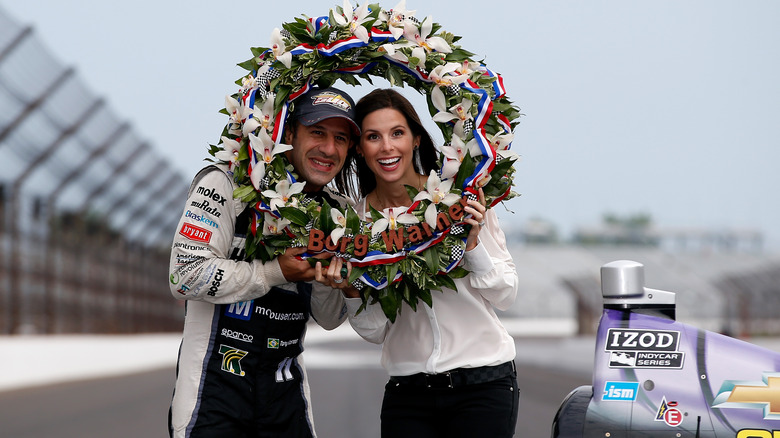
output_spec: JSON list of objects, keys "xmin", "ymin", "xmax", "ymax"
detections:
[{"xmin": 1, "ymin": 1, "xmax": 779, "ymax": 437}]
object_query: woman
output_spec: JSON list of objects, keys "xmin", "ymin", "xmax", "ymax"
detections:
[{"xmin": 318, "ymin": 88, "xmax": 519, "ymax": 438}]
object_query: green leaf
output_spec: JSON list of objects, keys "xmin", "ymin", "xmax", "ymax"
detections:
[
  {"xmin": 448, "ymin": 267, "xmax": 470, "ymax": 279},
  {"xmin": 385, "ymin": 263, "xmax": 399, "ymax": 286},
  {"xmin": 436, "ymin": 273, "xmax": 458, "ymax": 291},
  {"xmin": 418, "ymin": 287, "xmax": 433, "ymax": 308},
  {"xmin": 278, "ymin": 206, "xmax": 310, "ymax": 227},
  {"xmin": 454, "ymin": 151, "xmax": 477, "ymax": 190},
  {"xmin": 378, "ymin": 288, "xmax": 399, "ymax": 323},
  {"xmin": 423, "ymin": 248, "xmax": 439, "ymax": 273},
  {"xmin": 233, "ymin": 184, "xmax": 256, "ymax": 200},
  {"xmin": 404, "ymin": 184, "xmax": 420, "ymax": 201},
  {"xmin": 346, "ymin": 205, "xmax": 361, "ymax": 232},
  {"xmin": 348, "ymin": 265, "xmax": 367, "ymax": 283}
]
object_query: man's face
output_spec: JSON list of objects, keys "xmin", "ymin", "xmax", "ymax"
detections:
[{"xmin": 284, "ymin": 118, "xmax": 353, "ymax": 192}]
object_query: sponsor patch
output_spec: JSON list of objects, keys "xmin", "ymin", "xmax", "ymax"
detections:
[
  {"xmin": 179, "ymin": 223, "xmax": 212, "ymax": 243},
  {"xmin": 225, "ymin": 300, "xmax": 253, "ymax": 321},
  {"xmin": 218, "ymin": 344, "xmax": 247, "ymax": 376},
  {"xmin": 713, "ymin": 373, "xmax": 780, "ymax": 420},
  {"xmin": 221, "ymin": 328, "xmax": 253, "ymax": 343},
  {"xmin": 605, "ymin": 328, "xmax": 684, "ymax": 369},
  {"xmin": 655, "ymin": 397, "xmax": 683, "ymax": 427},
  {"xmin": 311, "ymin": 91, "xmax": 352, "ymax": 112},
  {"xmin": 602, "ymin": 381, "xmax": 639, "ymax": 401}
]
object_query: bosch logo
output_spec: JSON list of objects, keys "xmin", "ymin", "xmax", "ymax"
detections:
[{"xmin": 208, "ymin": 269, "xmax": 224, "ymax": 296}]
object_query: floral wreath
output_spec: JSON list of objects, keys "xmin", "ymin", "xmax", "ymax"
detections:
[{"xmin": 209, "ymin": 1, "xmax": 521, "ymax": 322}]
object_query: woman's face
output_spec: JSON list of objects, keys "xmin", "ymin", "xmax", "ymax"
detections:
[{"xmin": 358, "ymin": 108, "xmax": 421, "ymax": 188}]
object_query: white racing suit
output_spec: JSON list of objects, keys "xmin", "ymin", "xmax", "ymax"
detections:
[{"xmin": 167, "ymin": 164, "xmax": 347, "ymax": 438}]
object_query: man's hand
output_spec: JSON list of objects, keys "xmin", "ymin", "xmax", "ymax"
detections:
[{"xmin": 279, "ymin": 247, "xmax": 320, "ymax": 282}]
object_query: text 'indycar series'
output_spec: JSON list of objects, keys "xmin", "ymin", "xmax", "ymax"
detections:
[{"xmin": 552, "ymin": 260, "xmax": 780, "ymax": 438}]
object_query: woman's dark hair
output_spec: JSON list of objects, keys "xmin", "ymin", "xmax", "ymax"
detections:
[{"xmin": 335, "ymin": 88, "xmax": 439, "ymax": 199}]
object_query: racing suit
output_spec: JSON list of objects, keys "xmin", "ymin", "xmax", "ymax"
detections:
[{"xmin": 168, "ymin": 164, "xmax": 347, "ymax": 438}]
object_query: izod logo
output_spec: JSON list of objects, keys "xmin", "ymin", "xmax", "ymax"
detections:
[
  {"xmin": 605, "ymin": 329, "xmax": 680, "ymax": 352},
  {"xmin": 179, "ymin": 223, "xmax": 212, "ymax": 243}
]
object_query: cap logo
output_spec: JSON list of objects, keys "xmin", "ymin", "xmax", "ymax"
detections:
[{"xmin": 311, "ymin": 92, "xmax": 351, "ymax": 113}]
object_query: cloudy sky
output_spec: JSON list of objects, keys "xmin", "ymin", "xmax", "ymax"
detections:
[{"xmin": 2, "ymin": 0, "xmax": 779, "ymax": 248}]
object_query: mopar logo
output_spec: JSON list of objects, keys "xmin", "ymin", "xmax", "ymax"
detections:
[{"xmin": 605, "ymin": 329, "xmax": 680, "ymax": 352}]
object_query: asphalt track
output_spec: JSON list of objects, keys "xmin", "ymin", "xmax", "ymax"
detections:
[{"xmin": 0, "ymin": 359, "xmax": 589, "ymax": 438}]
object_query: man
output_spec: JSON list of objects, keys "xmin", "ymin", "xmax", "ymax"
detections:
[{"xmin": 168, "ymin": 86, "xmax": 360, "ymax": 438}]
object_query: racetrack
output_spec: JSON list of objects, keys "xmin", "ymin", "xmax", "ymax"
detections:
[{"xmin": 0, "ymin": 334, "xmax": 593, "ymax": 438}]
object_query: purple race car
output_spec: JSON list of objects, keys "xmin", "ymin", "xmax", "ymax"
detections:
[{"xmin": 552, "ymin": 260, "xmax": 780, "ymax": 438}]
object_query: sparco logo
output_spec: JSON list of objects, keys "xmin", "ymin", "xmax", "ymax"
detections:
[
  {"xmin": 208, "ymin": 269, "xmax": 224, "ymax": 296},
  {"xmin": 605, "ymin": 329, "xmax": 680, "ymax": 352},
  {"xmin": 196, "ymin": 186, "xmax": 227, "ymax": 205},
  {"xmin": 222, "ymin": 329, "xmax": 253, "ymax": 343},
  {"xmin": 179, "ymin": 223, "xmax": 212, "ymax": 243}
]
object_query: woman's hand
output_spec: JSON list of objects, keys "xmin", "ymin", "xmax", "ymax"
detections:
[
  {"xmin": 464, "ymin": 188, "xmax": 487, "ymax": 251},
  {"xmin": 315, "ymin": 257, "xmax": 361, "ymax": 298}
]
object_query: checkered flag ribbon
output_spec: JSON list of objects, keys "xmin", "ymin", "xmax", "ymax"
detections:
[
  {"xmin": 461, "ymin": 119, "xmax": 474, "ymax": 137},
  {"xmin": 450, "ymin": 246, "xmax": 464, "ymax": 261},
  {"xmin": 450, "ymin": 225, "xmax": 464, "ymax": 235}
]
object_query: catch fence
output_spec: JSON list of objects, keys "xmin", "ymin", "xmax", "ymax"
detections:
[{"xmin": 0, "ymin": 6, "xmax": 186, "ymax": 334}]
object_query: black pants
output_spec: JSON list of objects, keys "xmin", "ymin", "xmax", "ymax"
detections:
[{"xmin": 380, "ymin": 373, "xmax": 519, "ymax": 438}]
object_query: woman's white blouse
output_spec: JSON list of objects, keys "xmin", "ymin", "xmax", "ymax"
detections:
[{"xmin": 345, "ymin": 198, "xmax": 519, "ymax": 376}]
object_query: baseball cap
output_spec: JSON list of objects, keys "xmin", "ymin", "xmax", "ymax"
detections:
[{"xmin": 290, "ymin": 86, "xmax": 360, "ymax": 136}]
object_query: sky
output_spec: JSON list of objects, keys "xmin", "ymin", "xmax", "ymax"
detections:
[{"xmin": 1, "ymin": 0, "xmax": 779, "ymax": 248}]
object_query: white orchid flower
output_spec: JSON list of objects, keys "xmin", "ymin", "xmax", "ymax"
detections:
[
  {"xmin": 248, "ymin": 130, "xmax": 294, "ymax": 190},
  {"xmin": 430, "ymin": 63, "xmax": 469, "ymax": 88},
  {"xmin": 240, "ymin": 75, "xmax": 259, "ymax": 93},
  {"xmin": 262, "ymin": 212, "xmax": 291, "ymax": 236},
  {"xmin": 245, "ymin": 94, "xmax": 276, "ymax": 135},
  {"xmin": 224, "ymin": 95, "xmax": 244, "ymax": 137},
  {"xmin": 440, "ymin": 136, "xmax": 482, "ymax": 179},
  {"xmin": 408, "ymin": 46, "xmax": 427, "ymax": 70},
  {"xmin": 215, "ymin": 136, "xmax": 242, "ymax": 170},
  {"xmin": 261, "ymin": 179, "xmax": 305, "ymax": 212},
  {"xmin": 329, "ymin": 208, "xmax": 349, "ymax": 245},
  {"xmin": 431, "ymin": 87, "xmax": 474, "ymax": 137},
  {"xmin": 486, "ymin": 131, "xmax": 520, "ymax": 161},
  {"xmin": 270, "ymin": 28, "xmax": 292, "ymax": 68},
  {"xmin": 378, "ymin": 43, "xmax": 409, "ymax": 63},
  {"xmin": 488, "ymin": 131, "xmax": 514, "ymax": 151},
  {"xmin": 380, "ymin": 0, "xmax": 416, "ymax": 39},
  {"xmin": 403, "ymin": 16, "xmax": 452, "ymax": 55},
  {"xmin": 413, "ymin": 171, "xmax": 461, "ymax": 227},
  {"xmin": 332, "ymin": 0, "xmax": 372, "ymax": 43},
  {"xmin": 240, "ymin": 104, "xmax": 261, "ymax": 136},
  {"xmin": 371, "ymin": 207, "xmax": 418, "ymax": 238},
  {"xmin": 455, "ymin": 60, "xmax": 482, "ymax": 78}
]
